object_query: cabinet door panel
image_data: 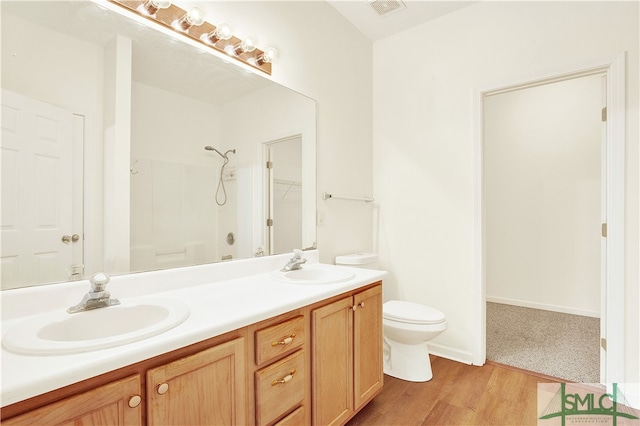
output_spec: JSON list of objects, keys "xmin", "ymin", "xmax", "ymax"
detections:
[
  {"xmin": 147, "ymin": 337, "xmax": 246, "ymax": 426},
  {"xmin": 2, "ymin": 375, "xmax": 142, "ymax": 426},
  {"xmin": 353, "ymin": 284, "xmax": 383, "ymax": 409},
  {"xmin": 312, "ymin": 296, "xmax": 353, "ymax": 426}
]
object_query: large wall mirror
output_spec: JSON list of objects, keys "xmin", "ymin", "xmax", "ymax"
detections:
[{"xmin": 1, "ymin": 1, "xmax": 317, "ymax": 290}]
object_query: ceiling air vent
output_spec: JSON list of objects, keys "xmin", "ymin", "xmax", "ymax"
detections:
[{"xmin": 367, "ymin": 0, "xmax": 407, "ymax": 17}]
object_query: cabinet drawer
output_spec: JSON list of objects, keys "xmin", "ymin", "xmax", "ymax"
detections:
[
  {"xmin": 255, "ymin": 316, "xmax": 304, "ymax": 365},
  {"xmin": 274, "ymin": 406, "xmax": 305, "ymax": 426},
  {"xmin": 255, "ymin": 350, "xmax": 305, "ymax": 426}
]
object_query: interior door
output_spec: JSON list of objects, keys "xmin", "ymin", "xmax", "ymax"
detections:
[{"xmin": 1, "ymin": 89, "xmax": 80, "ymax": 288}]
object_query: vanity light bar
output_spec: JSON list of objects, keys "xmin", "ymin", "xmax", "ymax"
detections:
[{"xmin": 109, "ymin": 0, "xmax": 273, "ymax": 75}]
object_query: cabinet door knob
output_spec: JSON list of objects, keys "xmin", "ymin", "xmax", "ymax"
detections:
[
  {"xmin": 359, "ymin": 301, "xmax": 365, "ymax": 308},
  {"xmin": 352, "ymin": 304, "xmax": 357, "ymax": 311},
  {"xmin": 128, "ymin": 395, "xmax": 142, "ymax": 408},
  {"xmin": 157, "ymin": 383, "xmax": 169, "ymax": 394},
  {"xmin": 271, "ymin": 369, "xmax": 297, "ymax": 386},
  {"xmin": 272, "ymin": 334, "xmax": 296, "ymax": 347}
]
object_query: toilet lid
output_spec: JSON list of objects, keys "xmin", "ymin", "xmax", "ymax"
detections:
[{"xmin": 383, "ymin": 300, "xmax": 446, "ymax": 325}]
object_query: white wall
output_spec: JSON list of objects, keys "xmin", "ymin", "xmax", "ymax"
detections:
[
  {"xmin": 130, "ymin": 82, "xmax": 223, "ymax": 166},
  {"xmin": 373, "ymin": 0, "xmax": 639, "ymax": 385},
  {"xmin": 103, "ymin": 35, "xmax": 132, "ymax": 276},
  {"xmin": 484, "ymin": 75, "xmax": 602, "ymax": 317}
]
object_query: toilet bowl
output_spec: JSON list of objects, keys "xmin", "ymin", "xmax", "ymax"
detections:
[{"xmin": 383, "ymin": 300, "xmax": 448, "ymax": 382}]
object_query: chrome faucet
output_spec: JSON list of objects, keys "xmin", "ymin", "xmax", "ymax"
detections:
[
  {"xmin": 281, "ymin": 249, "xmax": 307, "ymax": 272},
  {"xmin": 67, "ymin": 273, "xmax": 120, "ymax": 314}
]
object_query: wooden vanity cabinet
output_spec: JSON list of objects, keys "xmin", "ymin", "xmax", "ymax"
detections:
[
  {"xmin": 1, "ymin": 281, "xmax": 383, "ymax": 426},
  {"xmin": 311, "ymin": 284, "xmax": 383, "ymax": 426},
  {"xmin": 1, "ymin": 375, "xmax": 143, "ymax": 426},
  {"xmin": 146, "ymin": 337, "xmax": 246, "ymax": 426}
]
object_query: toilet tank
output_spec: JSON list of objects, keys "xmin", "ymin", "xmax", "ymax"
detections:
[{"xmin": 335, "ymin": 253, "xmax": 379, "ymax": 269}]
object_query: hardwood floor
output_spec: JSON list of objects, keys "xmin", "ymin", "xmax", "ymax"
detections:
[{"xmin": 347, "ymin": 356, "xmax": 561, "ymax": 426}]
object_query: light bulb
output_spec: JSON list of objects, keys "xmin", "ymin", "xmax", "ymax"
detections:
[
  {"xmin": 138, "ymin": 0, "xmax": 171, "ymax": 16},
  {"xmin": 174, "ymin": 6, "xmax": 205, "ymax": 32},
  {"xmin": 186, "ymin": 7, "xmax": 206, "ymax": 25},
  {"xmin": 256, "ymin": 46, "xmax": 279, "ymax": 65},
  {"xmin": 201, "ymin": 22, "xmax": 233, "ymax": 44},
  {"xmin": 234, "ymin": 35, "xmax": 257, "ymax": 55}
]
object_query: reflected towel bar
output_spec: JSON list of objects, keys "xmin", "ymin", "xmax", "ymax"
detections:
[{"xmin": 322, "ymin": 192, "xmax": 374, "ymax": 203}]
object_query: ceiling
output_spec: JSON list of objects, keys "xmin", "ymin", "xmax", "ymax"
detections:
[{"xmin": 327, "ymin": 0, "xmax": 477, "ymax": 41}]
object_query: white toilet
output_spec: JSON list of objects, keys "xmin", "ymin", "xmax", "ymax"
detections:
[
  {"xmin": 334, "ymin": 253, "xmax": 448, "ymax": 382},
  {"xmin": 382, "ymin": 300, "xmax": 447, "ymax": 382}
]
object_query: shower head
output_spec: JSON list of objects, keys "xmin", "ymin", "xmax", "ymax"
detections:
[{"xmin": 204, "ymin": 146, "xmax": 235, "ymax": 159}]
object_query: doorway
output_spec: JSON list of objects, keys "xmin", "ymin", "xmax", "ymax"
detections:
[
  {"xmin": 472, "ymin": 53, "xmax": 626, "ymax": 385},
  {"xmin": 483, "ymin": 74, "xmax": 602, "ymax": 381}
]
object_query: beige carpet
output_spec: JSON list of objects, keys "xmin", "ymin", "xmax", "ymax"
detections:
[{"xmin": 486, "ymin": 302, "xmax": 600, "ymax": 383}]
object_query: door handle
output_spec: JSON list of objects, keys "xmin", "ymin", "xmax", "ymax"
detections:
[{"xmin": 62, "ymin": 234, "xmax": 80, "ymax": 244}]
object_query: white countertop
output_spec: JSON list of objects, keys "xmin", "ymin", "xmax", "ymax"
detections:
[{"xmin": 0, "ymin": 251, "xmax": 387, "ymax": 407}]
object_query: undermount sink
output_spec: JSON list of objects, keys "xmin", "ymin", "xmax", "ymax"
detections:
[
  {"xmin": 2, "ymin": 298, "xmax": 190, "ymax": 355},
  {"xmin": 269, "ymin": 264, "xmax": 356, "ymax": 285}
]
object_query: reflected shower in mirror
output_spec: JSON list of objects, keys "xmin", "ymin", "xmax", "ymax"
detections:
[
  {"xmin": 204, "ymin": 146, "xmax": 236, "ymax": 206},
  {"xmin": 0, "ymin": 0, "xmax": 316, "ymax": 290}
]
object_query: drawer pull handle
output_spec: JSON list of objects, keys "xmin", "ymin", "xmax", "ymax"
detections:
[
  {"xmin": 271, "ymin": 369, "xmax": 297, "ymax": 386},
  {"xmin": 272, "ymin": 334, "xmax": 296, "ymax": 347}
]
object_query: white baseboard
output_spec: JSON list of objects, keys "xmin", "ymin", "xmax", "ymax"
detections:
[
  {"xmin": 427, "ymin": 342, "xmax": 474, "ymax": 365},
  {"xmin": 486, "ymin": 295, "xmax": 600, "ymax": 318}
]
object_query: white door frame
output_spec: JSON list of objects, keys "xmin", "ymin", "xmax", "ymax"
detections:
[{"xmin": 472, "ymin": 52, "xmax": 626, "ymax": 384}]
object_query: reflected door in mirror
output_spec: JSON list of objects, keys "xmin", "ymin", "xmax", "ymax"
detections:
[
  {"xmin": 266, "ymin": 136, "xmax": 302, "ymax": 255},
  {"xmin": 1, "ymin": 90, "xmax": 84, "ymax": 289}
]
